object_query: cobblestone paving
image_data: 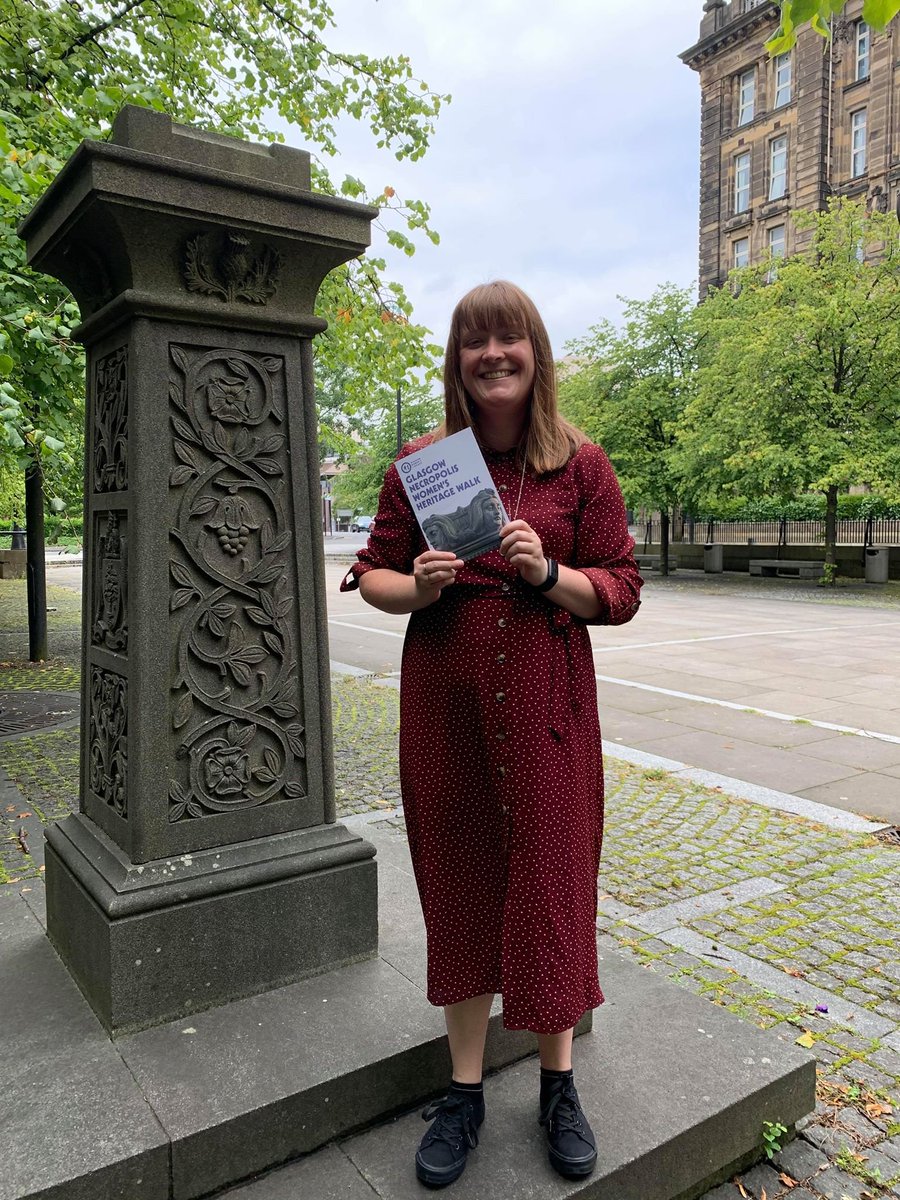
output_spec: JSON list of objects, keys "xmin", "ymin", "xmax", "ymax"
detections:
[{"xmin": 0, "ymin": 658, "xmax": 898, "ymax": 1196}]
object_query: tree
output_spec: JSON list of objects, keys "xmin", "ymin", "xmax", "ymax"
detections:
[
  {"xmin": 0, "ymin": 0, "xmax": 447, "ymax": 654},
  {"xmin": 678, "ymin": 199, "xmax": 900, "ymax": 580},
  {"xmin": 332, "ymin": 384, "xmax": 443, "ymax": 518},
  {"xmin": 560, "ymin": 284, "xmax": 706, "ymax": 575},
  {"xmin": 767, "ymin": 1, "xmax": 900, "ymax": 52}
]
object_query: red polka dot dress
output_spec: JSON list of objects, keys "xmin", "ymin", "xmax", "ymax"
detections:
[{"xmin": 341, "ymin": 437, "xmax": 642, "ymax": 1035}]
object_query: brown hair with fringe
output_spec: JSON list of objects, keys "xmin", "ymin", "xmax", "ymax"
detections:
[{"xmin": 435, "ymin": 280, "xmax": 588, "ymax": 475}]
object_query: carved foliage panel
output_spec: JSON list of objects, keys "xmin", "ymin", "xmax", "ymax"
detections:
[
  {"xmin": 91, "ymin": 510, "xmax": 128, "ymax": 653},
  {"xmin": 167, "ymin": 344, "xmax": 306, "ymax": 822},
  {"xmin": 93, "ymin": 346, "xmax": 128, "ymax": 492},
  {"xmin": 89, "ymin": 667, "xmax": 128, "ymax": 818}
]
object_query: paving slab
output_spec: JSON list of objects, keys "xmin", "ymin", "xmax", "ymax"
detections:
[
  {"xmin": 794, "ymin": 703, "xmax": 900, "ymax": 738},
  {"xmin": 633, "ymin": 731, "xmax": 859, "ymax": 793},
  {"xmin": 0, "ymin": 890, "xmax": 169, "ymax": 1200},
  {"xmin": 797, "ymin": 773, "xmax": 900, "ymax": 822},
  {"xmin": 790, "ymin": 734, "xmax": 900, "ymax": 772},
  {"xmin": 596, "ymin": 710, "xmax": 696, "ymax": 746},
  {"xmin": 215, "ymin": 1145, "xmax": 375, "ymax": 1199},
  {"xmin": 644, "ymin": 703, "xmax": 837, "ymax": 748}
]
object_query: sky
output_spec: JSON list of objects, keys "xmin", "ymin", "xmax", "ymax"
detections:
[{"xmin": 303, "ymin": 0, "xmax": 705, "ymax": 356}]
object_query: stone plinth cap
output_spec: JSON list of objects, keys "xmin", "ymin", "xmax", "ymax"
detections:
[{"xmin": 111, "ymin": 106, "xmax": 312, "ymax": 189}]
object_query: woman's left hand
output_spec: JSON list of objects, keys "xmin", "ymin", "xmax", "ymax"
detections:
[{"xmin": 499, "ymin": 520, "xmax": 548, "ymax": 587}]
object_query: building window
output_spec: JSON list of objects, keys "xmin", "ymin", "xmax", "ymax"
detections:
[
  {"xmin": 766, "ymin": 225, "xmax": 786, "ymax": 280},
  {"xmin": 738, "ymin": 68, "xmax": 756, "ymax": 126},
  {"xmin": 774, "ymin": 53, "xmax": 792, "ymax": 108},
  {"xmin": 733, "ymin": 237, "xmax": 750, "ymax": 269},
  {"xmin": 856, "ymin": 20, "xmax": 870, "ymax": 81},
  {"xmin": 851, "ymin": 109, "xmax": 867, "ymax": 177},
  {"xmin": 769, "ymin": 135, "xmax": 788, "ymax": 200},
  {"xmin": 734, "ymin": 151, "xmax": 751, "ymax": 213}
]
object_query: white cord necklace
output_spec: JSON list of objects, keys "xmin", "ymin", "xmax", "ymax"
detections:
[{"xmin": 512, "ymin": 453, "xmax": 527, "ymax": 522}]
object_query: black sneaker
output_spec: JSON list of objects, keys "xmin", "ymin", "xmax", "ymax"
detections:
[
  {"xmin": 538, "ymin": 1076, "xmax": 597, "ymax": 1178},
  {"xmin": 415, "ymin": 1092, "xmax": 483, "ymax": 1187}
]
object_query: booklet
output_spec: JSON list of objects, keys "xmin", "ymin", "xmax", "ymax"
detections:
[{"xmin": 396, "ymin": 427, "xmax": 510, "ymax": 561}]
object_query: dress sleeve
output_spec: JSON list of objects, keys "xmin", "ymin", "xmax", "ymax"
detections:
[
  {"xmin": 339, "ymin": 459, "xmax": 423, "ymax": 592},
  {"xmin": 571, "ymin": 444, "xmax": 643, "ymax": 626}
]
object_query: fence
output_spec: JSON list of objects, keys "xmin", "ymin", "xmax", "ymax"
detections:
[{"xmin": 642, "ymin": 517, "xmax": 900, "ymax": 549}]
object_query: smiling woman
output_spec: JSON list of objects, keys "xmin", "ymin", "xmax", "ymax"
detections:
[{"xmin": 342, "ymin": 280, "xmax": 643, "ymax": 1188}]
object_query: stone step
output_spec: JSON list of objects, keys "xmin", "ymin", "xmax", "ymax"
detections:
[
  {"xmin": 214, "ymin": 923, "xmax": 815, "ymax": 1200},
  {"xmin": 1, "ymin": 816, "xmax": 815, "ymax": 1200}
]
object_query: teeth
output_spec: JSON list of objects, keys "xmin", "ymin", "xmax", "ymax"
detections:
[{"xmin": 483, "ymin": 370, "xmax": 513, "ymax": 379}]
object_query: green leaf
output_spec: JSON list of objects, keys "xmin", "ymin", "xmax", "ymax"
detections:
[{"xmin": 862, "ymin": 0, "xmax": 900, "ymax": 26}]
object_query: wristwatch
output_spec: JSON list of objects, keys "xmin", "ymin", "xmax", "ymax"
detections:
[{"xmin": 533, "ymin": 557, "xmax": 559, "ymax": 592}]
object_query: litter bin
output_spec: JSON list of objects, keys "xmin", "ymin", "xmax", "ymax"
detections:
[
  {"xmin": 865, "ymin": 546, "xmax": 890, "ymax": 583},
  {"xmin": 704, "ymin": 543, "xmax": 723, "ymax": 574}
]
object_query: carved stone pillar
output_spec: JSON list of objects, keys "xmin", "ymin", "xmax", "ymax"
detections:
[{"xmin": 19, "ymin": 106, "xmax": 378, "ymax": 1034}]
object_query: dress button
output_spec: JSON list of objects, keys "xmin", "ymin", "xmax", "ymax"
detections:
[
  {"xmin": 501, "ymin": 583, "xmax": 510, "ymax": 593},
  {"xmin": 496, "ymin": 653, "xmax": 506, "ymax": 664},
  {"xmin": 497, "ymin": 618, "xmax": 507, "ymax": 629},
  {"xmin": 498, "ymin": 765, "xmax": 506, "ymax": 777},
  {"xmin": 496, "ymin": 693, "xmax": 506, "ymax": 703},
  {"xmin": 498, "ymin": 484, "xmax": 509, "ymax": 492},
  {"xmin": 502, "ymin": 804, "xmax": 508, "ymax": 814},
  {"xmin": 495, "ymin": 729, "xmax": 506, "ymax": 741}
]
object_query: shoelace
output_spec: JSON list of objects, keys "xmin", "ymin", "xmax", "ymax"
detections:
[
  {"xmin": 420, "ymin": 1094, "xmax": 480, "ymax": 1150},
  {"xmin": 539, "ymin": 1080, "xmax": 585, "ymax": 1136}
]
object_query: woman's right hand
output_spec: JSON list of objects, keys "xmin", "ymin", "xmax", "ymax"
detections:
[{"xmin": 413, "ymin": 549, "xmax": 464, "ymax": 599}]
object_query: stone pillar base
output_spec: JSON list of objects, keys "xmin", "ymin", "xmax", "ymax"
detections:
[{"xmin": 44, "ymin": 814, "xmax": 377, "ymax": 1035}]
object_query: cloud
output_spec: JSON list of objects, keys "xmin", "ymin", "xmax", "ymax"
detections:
[{"xmin": 294, "ymin": 0, "xmax": 705, "ymax": 352}]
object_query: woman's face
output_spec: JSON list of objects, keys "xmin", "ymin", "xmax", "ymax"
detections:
[{"xmin": 458, "ymin": 324, "xmax": 536, "ymax": 421}]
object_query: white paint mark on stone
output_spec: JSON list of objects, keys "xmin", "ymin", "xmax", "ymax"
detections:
[{"xmin": 596, "ymin": 672, "xmax": 900, "ymax": 748}]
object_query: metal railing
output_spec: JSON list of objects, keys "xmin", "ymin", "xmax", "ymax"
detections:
[{"xmin": 642, "ymin": 517, "xmax": 900, "ymax": 549}]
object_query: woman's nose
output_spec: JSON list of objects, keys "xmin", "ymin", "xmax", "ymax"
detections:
[{"xmin": 483, "ymin": 337, "xmax": 504, "ymax": 359}]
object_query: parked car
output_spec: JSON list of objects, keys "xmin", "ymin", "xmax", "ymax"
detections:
[{"xmin": 350, "ymin": 515, "xmax": 376, "ymax": 534}]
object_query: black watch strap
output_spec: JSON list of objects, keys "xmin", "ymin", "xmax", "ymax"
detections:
[{"xmin": 533, "ymin": 557, "xmax": 559, "ymax": 592}]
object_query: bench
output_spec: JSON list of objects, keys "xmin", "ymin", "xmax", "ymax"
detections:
[
  {"xmin": 636, "ymin": 554, "xmax": 677, "ymax": 572},
  {"xmin": 749, "ymin": 558, "xmax": 822, "ymax": 580}
]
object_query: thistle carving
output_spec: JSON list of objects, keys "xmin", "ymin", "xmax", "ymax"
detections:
[
  {"xmin": 89, "ymin": 667, "xmax": 128, "ymax": 818},
  {"xmin": 183, "ymin": 231, "xmax": 280, "ymax": 305},
  {"xmin": 94, "ymin": 347, "xmax": 128, "ymax": 492},
  {"xmin": 167, "ymin": 343, "xmax": 306, "ymax": 821},
  {"xmin": 92, "ymin": 511, "xmax": 128, "ymax": 652}
]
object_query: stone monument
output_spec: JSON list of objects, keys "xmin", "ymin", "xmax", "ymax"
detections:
[{"xmin": 19, "ymin": 105, "xmax": 379, "ymax": 1034}]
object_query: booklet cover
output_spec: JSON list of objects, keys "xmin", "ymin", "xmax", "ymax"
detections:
[{"xmin": 397, "ymin": 428, "xmax": 510, "ymax": 561}]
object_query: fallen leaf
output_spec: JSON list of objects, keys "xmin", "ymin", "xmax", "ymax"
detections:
[
  {"xmin": 761, "ymin": 1189, "xmax": 768, "ymax": 1200},
  {"xmin": 785, "ymin": 967, "xmax": 806, "ymax": 978},
  {"xmin": 16, "ymin": 812, "xmax": 31, "ymax": 819},
  {"xmin": 779, "ymin": 1172, "xmax": 798, "ymax": 1187},
  {"xmin": 865, "ymin": 1101, "xmax": 892, "ymax": 1118},
  {"xmin": 796, "ymin": 1031, "xmax": 816, "ymax": 1048},
  {"xmin": 736, "ymin": 1180, "xmax": 749, "ymax": 1199}
]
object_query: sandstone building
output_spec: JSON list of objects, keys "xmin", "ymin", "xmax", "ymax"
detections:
[{"xmin": 681, "ymin": 0, "xmax": 899, "ymax": 294}]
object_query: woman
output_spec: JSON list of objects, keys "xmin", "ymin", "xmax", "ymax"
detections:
[{"xmin": 341, "ymin": 281, "xmax": 642, "ymax": 1187}]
